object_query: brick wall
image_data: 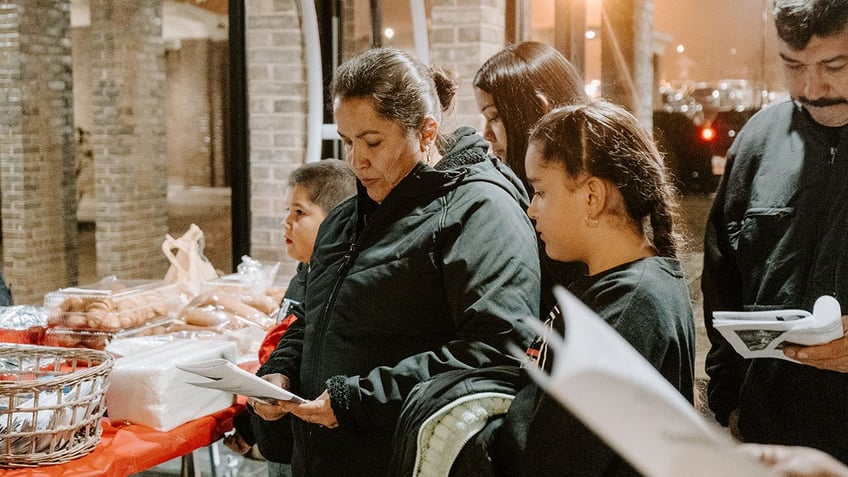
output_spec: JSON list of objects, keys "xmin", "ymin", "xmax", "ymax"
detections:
[
  {"xmin": 0, "ymin": 0, "xmax": 77, "ymax": 304},
  {"xmin": 89, "ymin": 0, "xmax": 169, "ymax": 279},
  {"xmin": 245, "ymin": 0, "xmax": 307, "ymax": 277},
  {"xmin": 429, "ymin": 0, "xmax": 505, "ymax": 132},
  {"xmin": 239, "ymin": 0, "xmax": 505, "ymax": 277}
]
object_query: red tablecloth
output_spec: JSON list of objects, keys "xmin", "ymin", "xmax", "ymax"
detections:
[
  {"xmin": 0, "ymin": 334, "xmax": 261, "ymax": 475},
  {"xmin": 0, "ymin": 402, "xmax": 246, "ymax": 476}
]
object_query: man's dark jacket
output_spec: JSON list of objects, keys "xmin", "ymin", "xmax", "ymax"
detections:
[{"xmin": 703, "ymin": 99, "xmax": 848, "ymax": 462}]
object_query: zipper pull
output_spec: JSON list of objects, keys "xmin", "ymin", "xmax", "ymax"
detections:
[
  {"xmin": 338, "ymin": 243, "xmax": 357, "ymax": 272},
  {"xmin": 829, "ymin": 147, "xmax": 837, "ymax": 164}
]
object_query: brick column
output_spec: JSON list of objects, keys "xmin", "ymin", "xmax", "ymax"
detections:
[
  {"xmin": 0, "ymin": 0, "xmax": 77, "ymax": 304},
  {"xmin": 601, "ymin": 0, "xmax": 654, "ymax": 128},
  {"xmin": 244, "ymin": 0, "xmax": 307, "ymax": 277},
  {"xmin": 89, "ymin": 0, "xmax": 169, "ymax": 279},
  {"xmin": 430, "ymin": 0, "xmax": 506, "ymax": 132}
]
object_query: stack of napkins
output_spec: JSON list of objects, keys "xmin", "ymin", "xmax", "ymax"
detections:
[{"xmin": 105, "ymin": 340, "xmax": 237, "ymax": 431}]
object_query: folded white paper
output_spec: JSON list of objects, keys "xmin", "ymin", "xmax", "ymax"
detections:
[
  {"xmin": 520, "ymin": 287, "xmax": 776, "ymax": 477},
  {"xmin": 176, "ymin": 358, "xmax": 306, "ymax": 404},
  {"xmin": 712, "ymin": 295, "xmax": 844, "ymax": 362}
]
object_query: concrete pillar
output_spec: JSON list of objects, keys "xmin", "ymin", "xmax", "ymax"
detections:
[
  {"xmin": 164, "ymin": 38, "xmax": 229, "ymax": 188},
  {"xmin": 208, "ymin": 39, "xmax": 229, "ymax": 188},
  {"xmin": 554, "ymin": 0, "xmax": 587, "ymax": 78},
  {"xmin": 166, "ymin": 41, "xmax": 203, "ymax": 187},
  {"xmin": 506, "ymin": 0, "xmax": 532, "ymax": 44},
  {"xmin": 0, "ymin": 0, "xmax": 78, "ymax": 304},
  {"xmin": 89, "ymin": 0, "xmax": 169, "ymax": 279},
  {"xmin": 430, "ymin": 0, "xmax": 506, "ymax": 132},
  {"xmin": 341, "ymin": 0, "xmax": 357, "ymax": 62},
  {"xmin": 244, "ymin": 0, "xmax": 307, "ymax": 276},
  {"xmin": 601, "ymin": 0, "xmax": 654, "ymax": 128}
]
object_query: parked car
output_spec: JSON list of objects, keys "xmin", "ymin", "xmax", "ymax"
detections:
[
  {"xmin": 654, "ymin": 80, "xmax": 766, "ymax": 193},
  {"xmin": 654, "ymin": 108, "xmax": 758, "ymax": 192}
]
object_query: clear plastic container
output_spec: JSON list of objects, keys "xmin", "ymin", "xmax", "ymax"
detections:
[
  {"xmin": 43, "ymin": 277, "xmax": 181, "ymax": 334},
  {"xmin": 42, "ymin": 318, "xmax": 178, "ymax": 350}
]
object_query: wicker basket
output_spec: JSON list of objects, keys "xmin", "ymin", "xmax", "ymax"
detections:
[{"xmin": 0, "ymin": 344, "xmax": 113, "ymax": 467}]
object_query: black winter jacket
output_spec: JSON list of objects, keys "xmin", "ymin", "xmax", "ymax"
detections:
[
  {"xmin": 246, "ymin": 262, "xmax": 308, "ymax": 464},
  {"xmin": 259, "ymin": 128, "xmax": 541, "ymax": 476},
  {"xmin": 703, "ymin": 99, "xmax": 848, "ymax": 462},
  {"xmin": 493, "ymin": 257, "xmax": 694, "ymax": 477}
]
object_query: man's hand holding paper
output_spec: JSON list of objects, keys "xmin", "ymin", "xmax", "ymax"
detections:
[{"xmin": 783, "ymin": 315, "xmax": 848, "ymax": 372}]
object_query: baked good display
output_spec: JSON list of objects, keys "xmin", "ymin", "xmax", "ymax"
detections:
[{"xmin": 43, "ymin": 279, "xmax": 182, "ymax": 349}]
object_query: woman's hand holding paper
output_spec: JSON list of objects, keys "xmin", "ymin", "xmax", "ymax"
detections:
[{"xmin": 249, "ymin": 375, "xmax": 338, "ymax": 428}]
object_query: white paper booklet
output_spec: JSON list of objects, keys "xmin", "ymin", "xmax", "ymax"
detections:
[
  {"xmin": 520, "ymin": 287, "xmax": 776, "ymax": 477},
  {"xmin": 712, "ymin": 295, "xmax": 843, "ymax": 362},
  {"xmin": 176, "ymin": 358, "xmax": 306, "ymax": 404}
]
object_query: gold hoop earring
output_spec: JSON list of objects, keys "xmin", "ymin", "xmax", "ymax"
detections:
[
  {"xmin": 584, "ymin": 216, "xmax": 599, "ymax": 228},
  {"xmin": 426, "ymin": 146, "xmax": 432, "ymax": 165}
]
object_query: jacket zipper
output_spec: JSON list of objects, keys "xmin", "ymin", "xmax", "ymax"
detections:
[{"xmin": 309, "ymin": 242, "xmax": 358, "ymax": 387}]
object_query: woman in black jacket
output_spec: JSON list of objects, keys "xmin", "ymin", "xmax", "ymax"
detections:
[{"xmin": 251, "ymin": 48, "xmax": 541, "ymax": 477}]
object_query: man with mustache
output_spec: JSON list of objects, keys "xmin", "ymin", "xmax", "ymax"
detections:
[{"xmin": 702, "ymin": 0, "xmax": 848, "ymax": 465}]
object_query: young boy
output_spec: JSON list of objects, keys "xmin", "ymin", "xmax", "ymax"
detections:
[{"xmin": 224, "ymin": 159, "xmax": 355, "ymax": 477}]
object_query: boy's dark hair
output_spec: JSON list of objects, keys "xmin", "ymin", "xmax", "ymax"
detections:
[
  {"xmin": 773, "ymin": 0, "xmax": 848, "ymax": 50},
  {"xmin": 288, "ymin": 159, "xmax": 356, "ymax": 213}
]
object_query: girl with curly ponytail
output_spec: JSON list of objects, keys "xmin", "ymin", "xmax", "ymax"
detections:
[{"xmin": 490, "ymin": 99, "xmax": 696, "ymax": 476}]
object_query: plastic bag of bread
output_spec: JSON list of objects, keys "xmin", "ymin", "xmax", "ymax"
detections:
[{"xmin": 178, "ymin": 291, "xmax": 276, "ymax": 331}]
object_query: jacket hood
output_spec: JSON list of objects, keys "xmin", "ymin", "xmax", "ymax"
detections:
[
  {"xmin": 435, "ymin": 127, "xmax": 530, "ymax": 208},
  {"xmin": 434, "ymin": 126, "xmax": 491, "ymax": 171},
  {"xmin": 355, "ymin": 127, "xmax": 530, "ymax": 219}
]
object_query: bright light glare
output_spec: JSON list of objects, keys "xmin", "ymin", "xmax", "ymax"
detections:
[
  {"xmin": 384, "ymin": 27, "xmax": 395, "ymax": 39},
  {"xmin": 585, "ymin": 30, "xmax": 597, "ymax": 40},
  {"xmin": 584, "ymin": 79, "xmax": 602, "ymax": 99},
  {"xmin": 676, "ymin": 44, "xmax": 685, "ymax": 54}
]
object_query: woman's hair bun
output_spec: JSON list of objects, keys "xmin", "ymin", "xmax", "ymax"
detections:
[{"xmin": 429, "ymin": 65, "xmax": 459, "ymax": 112}]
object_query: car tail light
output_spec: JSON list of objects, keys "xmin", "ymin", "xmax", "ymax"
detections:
[{"xmin": 700, "ymin": 127, "xmax": 716, "ymax": 142}]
